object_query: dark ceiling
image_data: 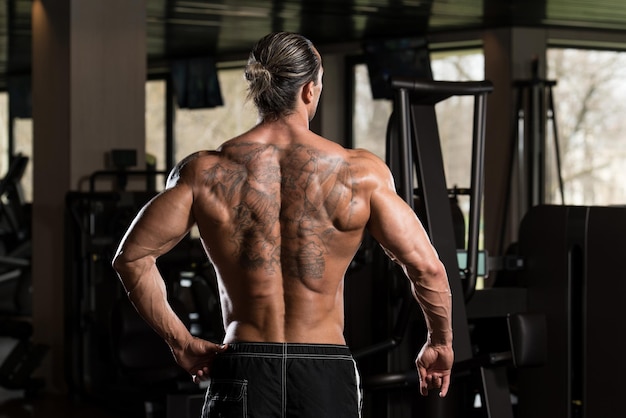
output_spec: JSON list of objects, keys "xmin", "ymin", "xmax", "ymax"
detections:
[{"xmin": 4, "ymin": 0, "xmax": 626, "ymax": 87}]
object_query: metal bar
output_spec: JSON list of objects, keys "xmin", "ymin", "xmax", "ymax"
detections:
[
  {"xmin": 547, "ymin": 86, "xmax": 566, "ymax": 205},
  {"xmin": 391, "ymin": 78, "xmax": 493, "ymax": 97},
  {"xmin": 480, "ymin": 367, "xmax": 515, "ymax": 418},
  {"xmin": 464, "ymin": 91, "xmax": 488, "ymax": 301},
  {"xmin": 166, "ymin": 75, "xmax": 176, "ymax": 172},
  {"xmin": 410, "ymin": 103, "xmax": 473, "ymax": 362},
  {"xmin": 396, "ymin": 88, "xmax": 415, "ymax": 208}
]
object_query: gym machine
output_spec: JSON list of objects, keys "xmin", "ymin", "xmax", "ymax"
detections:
[
  {"xmin": 354, "ymin": 57, "xmax": 626, "ymax": 418},
  {"xmin": 349, "ymin": 71, "xmax": 549, "ymax": 417},
  {"xmin": 497, "ymin": 62, "xmax": 565, "ymax": 258},
  {"xmin": 515, "ymin": 206, "xmax": 626, "ymax": 418},
  {"xmin": 0, "ymin": 154, "xmax": 48, "ymax": 396},
  {"xmin": 64, "ymin": 159, "xmax": 223, "ymax": 417}
]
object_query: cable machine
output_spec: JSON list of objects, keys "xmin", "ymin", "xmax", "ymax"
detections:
[
  {"xmin": 498, "ymin": 61, "xmax": 565, "ymax": 256},
  {"xmin": 393, "ymin": 78, "xmax": 513, "ymax": 418},
  {"xmin": 356, "ymin": 76, "xmax": 531, "ymax": 418}
]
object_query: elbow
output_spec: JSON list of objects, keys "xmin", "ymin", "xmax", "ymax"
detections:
[
  {"xmin": 111, "ymin": 251, "xmax": 127, "ymax": 275},
  {"xmin": 406, "ymin": 258, "xmax": 447, "ymax": 286},
  {"xmin": 111, "ymin": 253, "xmax": 132, "ymax": 294},
  {"xmin": 111, "ymin": 250, "xmax": 147, "ymax": 280},
  {"xmin": 422, "ymin": 258, "xmax": 447, "ymax": 281},
  {"xmin": 111, "ymin": 252, "xmax": 154, "ymax": 296}
]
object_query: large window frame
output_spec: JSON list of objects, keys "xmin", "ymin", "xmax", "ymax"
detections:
[
  {"xmin": 5, "ymin": 32, "xmax": 626, "ymax": 208},
  {"xmin": 349, "ymin": 45, "xmax": 486, "ymax": 242},
  {"xmin": 545, "ymin": 44, "xmax": 626, "ymax": 207}
]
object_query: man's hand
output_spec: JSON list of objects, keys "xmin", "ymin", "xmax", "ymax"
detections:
[
  {"xmin": 171, "ymin": 336, "xmax": 229, "ymax": 383},
  {"xmin": 416, "ymin": 342, "xmax": 454, "ymax": 397}
]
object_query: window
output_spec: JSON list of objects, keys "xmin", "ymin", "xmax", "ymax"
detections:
[
  {"xmin": 0, "ymin": 92, "xmax": 33, "ymax": 203},
  {"xmin": 146, "ymin": 79, "xmax": 167, "ymax": 174},
  {"xmin": 431, "ymin": 50, "xmax": 485, "ymax": 190},
  {"xmin": 0, "ymin": 93, "xmax": 8, "ymax": 176},
  {"xmin": 547, "ymin": 48, "xmax": 626, "ymax": 206},
  {"xmin": 352, "ymin": 49, "xmax": 485, "ymax": 191},
  {"xmin": 352, "ymin": 49, "xmax": 486, "ymax": 284},
  {"xmin": 352, "ymin": 64, "xmax": 391, "ymax": 159},
  {"xmin": 145, "ymin": 68, "xmax": 257, "ymax": 191},
  {"xmin": 13, "ymin": 118, "xmax": 33, "ymax": 202},
  {"xmin": 352, "ymin": 49, "xmax": 485, "ymax": 221},
  {"xmin": 173, "ymin": 67, "xmax": 257, "ymax": 163}
]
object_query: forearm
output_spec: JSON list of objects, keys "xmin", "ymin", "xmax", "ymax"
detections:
[
  {"xmin": 406, "ymin": 264, "xmax": 453, "ymax": 346},
  {"xmin": 115, "ymin": 259, "xmax": 192, "ymax": 351}
]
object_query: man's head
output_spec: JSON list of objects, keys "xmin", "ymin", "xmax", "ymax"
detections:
[{"xmin": 245, "ymin": 32, "xmax": 322, "ymax": 121}]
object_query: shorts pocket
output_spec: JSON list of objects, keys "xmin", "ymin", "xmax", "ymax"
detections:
[{"xmin": 203, "ymin": 379, "xmax": 248, "ymax": 418}]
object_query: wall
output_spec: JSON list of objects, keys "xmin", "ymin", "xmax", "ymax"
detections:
[{"xmin": 31, "ymin": 0, "xmax": 146, "ymax": 391}]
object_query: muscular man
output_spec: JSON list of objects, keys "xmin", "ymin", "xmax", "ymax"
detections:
[{"xmin": 113, "ymin": 32, "xmax": 453, "ymax": 417}]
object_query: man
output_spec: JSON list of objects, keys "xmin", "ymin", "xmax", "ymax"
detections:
[{"xmin": 113, "ymin": 32, "xmax": 453, "ymax": 417}]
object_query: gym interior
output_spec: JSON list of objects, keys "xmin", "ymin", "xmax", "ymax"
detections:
[{"xmin": 1, "ymin": 0, "xmax": 626, "ymax": 417}]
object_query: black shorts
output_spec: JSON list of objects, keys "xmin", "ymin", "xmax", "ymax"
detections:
[{"xmin": 202, "ymin": 342, "xmax": 362, "ymax": 418}]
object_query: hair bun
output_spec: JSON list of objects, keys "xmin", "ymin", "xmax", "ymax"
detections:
[{"xmin": 245, "ymin": 61, "xmax": 272, "ymax": 86}]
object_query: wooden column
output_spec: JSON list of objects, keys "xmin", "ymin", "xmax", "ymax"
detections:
[{"xmin": 483, "ymin": 27, "xmax": 547, "ymax": 282}]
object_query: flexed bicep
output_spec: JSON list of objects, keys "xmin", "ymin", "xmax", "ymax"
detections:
[
  {"xmin": 116, "ymin": 150, "xmax": 207, "ymax": 264},
  {"xmin": 113, "ymin": 183, "xmax": 196, "ymax": 278}
]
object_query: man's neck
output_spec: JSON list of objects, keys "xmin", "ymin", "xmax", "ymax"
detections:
[{"xmin": 259, "ymin": 112, "xmax": 310, "ymax": 131}]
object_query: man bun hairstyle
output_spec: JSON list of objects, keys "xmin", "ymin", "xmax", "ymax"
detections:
[{"xmin": 245, "ymin": 32, "xmax": 321, "ymax": 121}]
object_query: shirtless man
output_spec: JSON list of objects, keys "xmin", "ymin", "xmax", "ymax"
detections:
[{"xmin": 113, "ymin": 32, "xmax": 453, "ymax": 417}]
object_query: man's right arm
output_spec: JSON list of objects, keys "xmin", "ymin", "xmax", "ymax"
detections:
[
  {"xmin": 363, "ymin": 155, "xmax": 453, "ymax": 396},
  {"xmin": 112, "ymin": 155, "xmax": 227, "ymax": 382}
]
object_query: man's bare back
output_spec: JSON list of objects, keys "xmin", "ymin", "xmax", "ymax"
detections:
[
  {"xmin": 113, "ymin": 32, "xmax": 452, "ymax": 405},
  {"xmin": 173, "ymin": 124, "xmax": 376, "ymax": 345}
]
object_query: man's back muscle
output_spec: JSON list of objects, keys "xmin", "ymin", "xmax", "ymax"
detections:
[{"xmin": 186, "ymin": 134, "xmax": 372, "ymax": 343}]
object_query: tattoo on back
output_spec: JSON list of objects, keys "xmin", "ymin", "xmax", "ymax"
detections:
[{"xmin": 201, "ymin": 143, "xmax": 354, "ymax": 280}]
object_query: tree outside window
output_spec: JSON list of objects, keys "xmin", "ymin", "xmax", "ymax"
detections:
[{"xmin": 547, "ymin": 48, "xmax": 626, "ymax": 206}]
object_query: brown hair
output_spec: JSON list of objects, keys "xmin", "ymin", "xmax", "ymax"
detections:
[{"xmin": 245, "ymin": 32, "xmax": 321, "ymax": 121}]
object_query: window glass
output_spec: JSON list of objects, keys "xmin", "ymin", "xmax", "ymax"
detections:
[
  {"xmin": 352, "ymin": 49, "xmax": 484, "ymax": 191},
  {"xmin": 0, "ymin": 93, "xmax": 8, "ymax": 176},
  {"xmin": 14, "ymin": 118, "xmax": 33, "ymax": 203},
  {"xmin": 547, "ymin": 48, "xmax": 626, "ymax": 206},
  {"xmin": 174, "ymin": 67, "xmax": 257, "ymax": 163},
  {"xmin": 0, "ymin": 92, "xmax": 33, "ymax": 203},
  {"xmin": 352, "ymin": 49, "xmax": 486, "ymax": 285},
  {"xmin": 431, "ymin": 51, "xmax": 484, "ymax": 189},
  {"xmin": 352, "ymin": 64, "xmax": 391, "ymax": 159},
  {"xmin": 145, "ymin": 79, "xmax": 166, "ymax": 173}
]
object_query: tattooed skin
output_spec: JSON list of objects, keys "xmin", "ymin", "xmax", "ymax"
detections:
[{"xmin": 201, "ymin": 142, "xmax": 354, "ymax": 280}]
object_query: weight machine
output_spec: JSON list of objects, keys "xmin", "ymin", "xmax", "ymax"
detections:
[
  {"xmin": 352, "ymin": 74, "xmax": 548, "ymax": 417},
  {"xmin": 0, "ymin": 154, "xmax": 48, "ymax": 396},
  {"xmin": 498, "ymin": 61, "xmax": 566, "ymax": 257},
  {"xmin": 64, "ymin": 165, "xmax": 223, "ymax": 417}
]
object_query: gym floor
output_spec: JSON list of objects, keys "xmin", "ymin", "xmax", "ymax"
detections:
[
  {"xmin": 0, "ymin": 388, "xmax": 119, "ymax": 418},
  {"xmin": 0, "ymin": 336, "xmax": 119, "ymax": 418}
]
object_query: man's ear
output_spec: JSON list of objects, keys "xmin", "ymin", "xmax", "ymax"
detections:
[{"xmin": 301, "ymin": 80, "xmax": 315, "ymax": 104}]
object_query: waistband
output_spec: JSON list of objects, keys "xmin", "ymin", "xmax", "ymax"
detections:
[{"xmin": 224, "ymin": 342, "xmax": 353, "ymax": 358}]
